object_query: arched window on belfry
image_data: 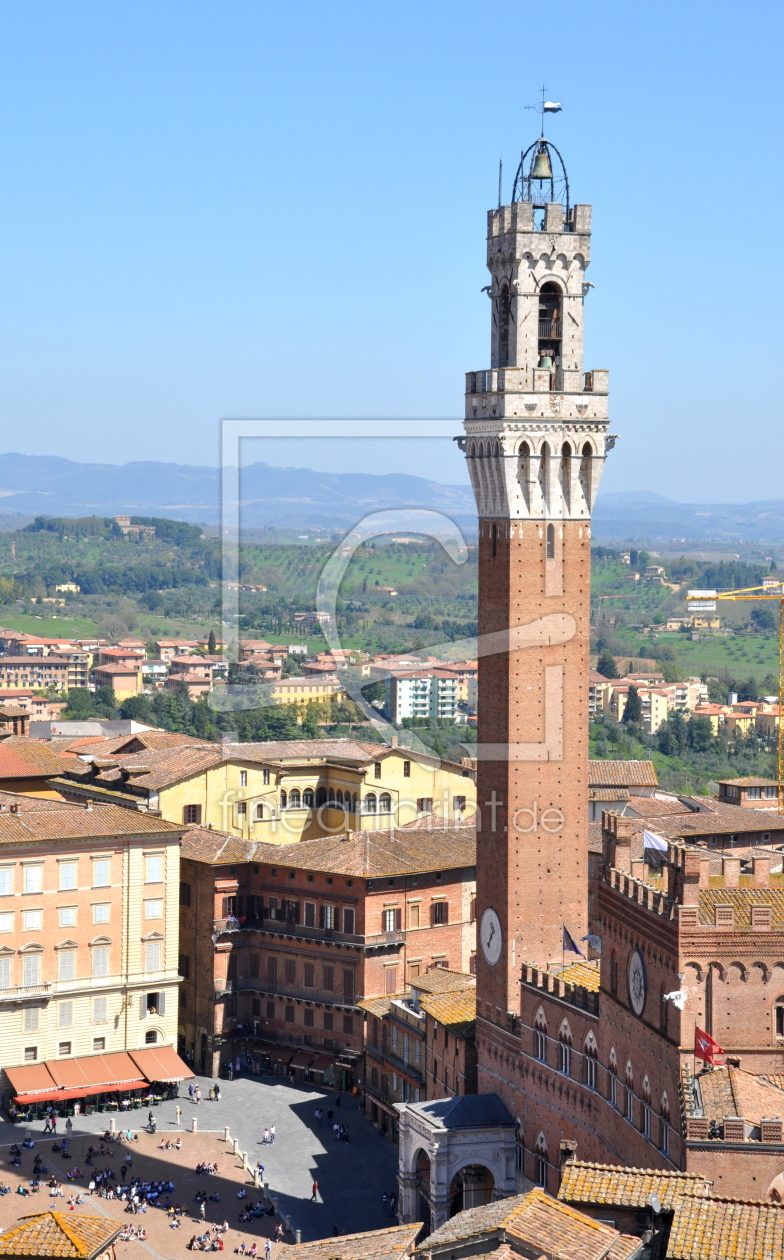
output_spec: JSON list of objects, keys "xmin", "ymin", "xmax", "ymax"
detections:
[{"xmin": 498, "ymin": 283, "xmax": 511, "ymax": 366}]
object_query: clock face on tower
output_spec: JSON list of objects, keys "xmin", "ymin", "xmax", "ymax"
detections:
[
  {"xmin": 480, "ymin": 907, "xmax": 503, "ymax": 966},
  {"xmin": 627, "ymin": 949, "xmax": 647, "ymax": 1017}
]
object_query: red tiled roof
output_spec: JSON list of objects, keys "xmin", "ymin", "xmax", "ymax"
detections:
[
  {"xmin": 0, "ymin": 1211, "xmax": 121, "ymax": 1259},
  {"xmin": 0, "ymin": 738, "xmax": 81, "ymax": 781},
  {"xmin": 588, "ymin": 760, "xmax": 658, "ymax": 787}
]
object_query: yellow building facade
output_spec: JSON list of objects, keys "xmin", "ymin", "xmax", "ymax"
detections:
[
  {"xmin": 51, "ymin": 741, "xmax": 477, "ymax": 846},
  {"xmin": 0, "ymin": 798, "xmax": 183, "ymax": 1094}
]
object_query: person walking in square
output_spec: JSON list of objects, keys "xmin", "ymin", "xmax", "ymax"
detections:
[{"xmin": 310, "ymin": 1181, "xmax": 319, "ymax": 1202}]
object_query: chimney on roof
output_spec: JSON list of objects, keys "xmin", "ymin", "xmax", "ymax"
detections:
[
  {"xmin": 85, "ymin": 801, "xmax": 93, "ymax": 812},
  {"xmin": 390, "ymin": 735, "xmax": 398, "ymax": 747},
  {"xmin": 9, "ymin": 803, "xmax": 18, "ymax": 814}
]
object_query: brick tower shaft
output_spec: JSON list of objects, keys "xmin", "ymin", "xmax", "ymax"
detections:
[{"xmin": 461, "ymin": 144, "xmax": 613, "ymax": 1022}]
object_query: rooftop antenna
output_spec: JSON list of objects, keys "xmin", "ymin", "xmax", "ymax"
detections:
[{"xmin": 497, "ymin": 157, "xmax": 503, "ymax": 208}]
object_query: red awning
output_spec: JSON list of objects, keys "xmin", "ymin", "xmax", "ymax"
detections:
[
  {"xmin": 8, "ymin": 1048, "xmax": 181, "ymax": 1105},
  {"xmin": 14, "ymin": 1079, "xmax": 147, "ymax": 1106},
  {"xmin": 312, "ymin": 1056, "xmax": 334, "ymax": 1072},
  {"xmin": 47, "ymin": 1052, "xmax": 143, "ymax": 1091},
  {"xmin": 6, "ymin": 1063, "xmax": 59, "ymax": 1097},
  {"xmin": 289, "ymin": 1052, "xmax": 313, "ymax": 1068},
  {"xmin": 129, "ymin": 1047, "xmax": 194, "ymax": 1083}
]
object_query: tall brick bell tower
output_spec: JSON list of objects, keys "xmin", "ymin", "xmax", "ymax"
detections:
[{"xmin": 461, "ymin": 136, "xmax": 613, "ymax": 1035}]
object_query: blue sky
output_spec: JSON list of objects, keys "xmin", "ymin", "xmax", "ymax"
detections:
[{"xmin": 0, "ymin": 0, "xmax": 781, "ymax": 501}]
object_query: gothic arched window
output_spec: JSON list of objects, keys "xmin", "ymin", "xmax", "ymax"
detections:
[{"xmin": 498, "ymin": 283, "xmax": 511, "ymax": 366}]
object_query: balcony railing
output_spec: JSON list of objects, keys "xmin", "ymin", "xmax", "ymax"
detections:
[
  {"xmin": 538, "ymin": 320, "xmax": 562, "ymax": 338},
  {"xmin": 212, "ymin": 917, "xmax": 403, "ymax": 949},
  {"xmin": 215, "ymin": 977, "xmax": 360, "ymax": 1008},
  {"xmin": 0, "ymin": 983, "xmax": 52, "ymax": 1002}
]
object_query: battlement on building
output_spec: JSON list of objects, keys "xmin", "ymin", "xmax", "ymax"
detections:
[
  {"xmin": 601, "ymin": 810, "xmax": 784, "ymax": 921},
  {"xmin": 487, "ymin": 201, "xmax": 592, "ymax": 238},
  {"xmin": 520, "ymin": 962, "xmax": 600, "ymax": 1016}
]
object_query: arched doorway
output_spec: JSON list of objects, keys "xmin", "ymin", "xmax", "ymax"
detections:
[
  {"xmin": 448, "ymin": 1164, "xmax": 495, "ymax": 1216},
  {"xmin": 414, "ymin": 1149, "xmax": 431, "ymax": 1227}
]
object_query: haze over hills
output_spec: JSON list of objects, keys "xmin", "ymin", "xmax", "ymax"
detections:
[{"xmin": 0, "ymin": 453, "xmax": 782, "ymax": 544}]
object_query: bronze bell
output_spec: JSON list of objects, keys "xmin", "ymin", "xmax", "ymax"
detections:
[
  {"xmin": 530, "ymin": 145, "xmax": 553, "ymax": 180},
  {"xmin": 538, "ymin": 352, "xmax": 554, "ymax": 370}
]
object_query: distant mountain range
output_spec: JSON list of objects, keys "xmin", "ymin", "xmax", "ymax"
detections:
[
  {"xmin": 0, "ymin": 454, "xmax": 781, "ymax": 545},
  {"xmin": 0, "ymin": 454, "xmax": 476, "ymax": 531}
]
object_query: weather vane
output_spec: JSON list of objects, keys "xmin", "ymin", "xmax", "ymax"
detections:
[{"xmin": 525, "ymin": 84, "xmax": 563, "ymax": 137}]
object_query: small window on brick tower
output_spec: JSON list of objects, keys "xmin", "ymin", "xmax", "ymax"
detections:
[
  {"xmin": 546, "ymin": 524, "xmax": 555, "ymax": 560},
  {"xmin": 775, "ymin": 1000, "xmax": 784, "ymax": 1039},
  {"xmin": 491, "ymin": 523, "xmax": 497, "ymax": 557}
]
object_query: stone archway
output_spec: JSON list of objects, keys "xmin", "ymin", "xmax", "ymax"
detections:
[
  {"xmin": 448, "ymin": 1163, "xmax": 495, "ymax": 1216},
  {"xmin": 414, "ymin": 1149, "xmax": 431, "ymax": 1228},
  {"xmin": 396, "ymin": 1095, "xmax": 517, "ymax": 1231}
]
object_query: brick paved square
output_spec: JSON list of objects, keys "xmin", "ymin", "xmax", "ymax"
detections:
[{"xmin": 0, "ymin": 1075, "xmax": 398, "ymax": 1256}]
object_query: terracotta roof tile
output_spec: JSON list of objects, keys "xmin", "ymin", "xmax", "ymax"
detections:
[
  {"xmin": 282, "ymin": 1223, "xmax": 420, "ymax": 1260},
  {"xmin": 558, "ymin": 1160, "xmax": 712, "ymax": 1210},
  {"xmin": 695, "ymin": 1065, "xmax": 784, "ymax": 1125},
  {"xmin": 558, "ymin": 961, "xmax": 601, "ymax": 992},
  {"xmin": 588, "ymin": 788, "xmax": 630, "ymax": 802},
  {"xmin": 698, "ymin": 888, "xmax": 784, "ymax": 928},
  {"xmin": 401, "ymin": 812, "xmax": 476, "ymax": 830},
  {"xmin": 626, "ymin": 796, "xmax": 691, "ymax": 818},
  {"xmin": 667, "ymin": 1193, "xmax": 784, "ymax": 1260},
  {"xmin": 357, "ymin": 995, "xmax": 399, "ymax": 1018},
  {"xmin": 180, "ymin": 825, "xmax": 475, "ymax": 878},
  {"xmin": 0, "ymin": 738, "xmax": 82, "ymax": 781},
  {"xmin": 411, "ymin": 969, "xmax": 475, "ymax": 995},
  {"xmin": 588, "ymin": 760, "xmax": 658, "ymax": 787},
  {"xmin": 420, "ymin": 1189, "xmax": 639, "ymax": 1260},
  {"xmin": 0, "ymin": 1211, "xmax": 121, "ymax": 1259},
  {"xmin": 417, "ymin": 988, "xmax": 476, "ymax": 1033},
  {"xmin": 0, "ymin": 797, "xmax": 181, "ymax": 843},
  {"xmin": 718, "ymin": 777, "xmax": 778, "ymax": 788}
]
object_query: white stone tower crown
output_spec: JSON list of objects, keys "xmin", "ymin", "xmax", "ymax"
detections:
[{"xmin": 460, "ymin": 140, "xmax": 613, "ymax": 522}]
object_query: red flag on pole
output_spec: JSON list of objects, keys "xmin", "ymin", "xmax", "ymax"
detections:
[{"xmin": 694, "ymin": 1028, "xmax": 724, "ymax": 1065}]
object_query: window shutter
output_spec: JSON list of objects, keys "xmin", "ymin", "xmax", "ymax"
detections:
[
  {"xmin": 396, "ymin": 909, "xmax": 402, "ymax": 931},
  {"xmin": 158, "ymin": 991, "xmax": 166, "ymax": 1016},
  {"xmin": 140, "ymin": 994, "xmax": 147, "ymax": 1019}
]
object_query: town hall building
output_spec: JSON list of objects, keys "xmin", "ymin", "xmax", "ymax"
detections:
[{"xmin": 395, "ymin": 130, "xmax": 784, "ymax": 1227}]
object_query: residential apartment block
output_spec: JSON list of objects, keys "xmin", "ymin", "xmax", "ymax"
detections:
[
  {"xmin": 0, "ymin": 792, "xmax": 185, "ymax": 1110},
  {"xmin": 178, "ymin": 824, "xmax": 476, "ymax": 1083},
  {"xmin": 49, "ymin": 738, "xmax": 476, "ymax": 842},
  {"xmin": 385, "ymin": 672, "xmax": 459, "ymax": 724}
]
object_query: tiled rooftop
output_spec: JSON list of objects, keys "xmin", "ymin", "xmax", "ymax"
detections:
[
  {"xmin": 698, "ymin": 888, "xmax": 784, "ymax": 927},
  {"xmin": 0, "ymin": 738, "xmax": 81, "ymax": 780},
  {"xmin": 695, "ymin": 1064, "xmax": 784, "ymax": 1125},
  {"xmin": 419, "ymin": 1189, "xmax": 640, "ymax": 1260},
  {"xmin": 0, "ymin": 796, "xmax": 182, "ymax": 842},
  {"xmin": 588, "ymin": 760, "xmax": 658, "ymax": 787},
  {"xmin": 0, "ymin": 1211, "xmax": 121, "ymax": 1258},
  {"xmin": 558, "ymin": 1160, "xmax": 712, "ymax": 1210},
  {"xmin": 418, "ymin": 988, "xmax": 476, "ymax": 1033},
  {"xmin": 558, "ymin": 961, "xmax": 601, "ymax": 992},
  {"xmin": 282, "ymin": 1223, "xmax": 420, "ymax": 1260},
  {"xmin": 667, "ymin": 1193, "xmax": 784, "ymax": 1260},
  {"xmin": 180, "ymin": 824, "xmax": 476, "ymax": 877}
]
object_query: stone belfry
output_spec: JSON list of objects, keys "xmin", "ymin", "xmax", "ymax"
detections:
[{"xmin": 460, "ymin": 135, "xmax": 612, "ymax": 1023}]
